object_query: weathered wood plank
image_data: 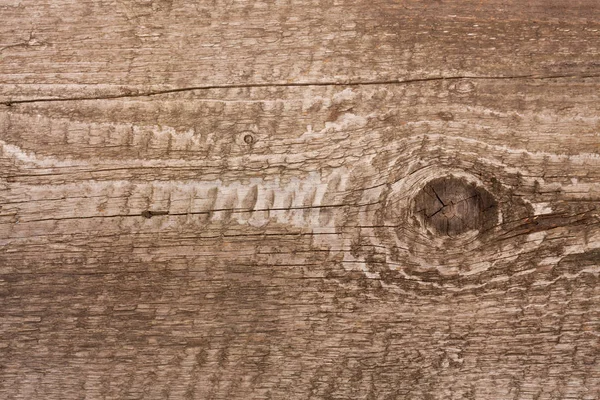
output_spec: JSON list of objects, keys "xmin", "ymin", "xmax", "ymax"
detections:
[
  {"xmin": 2, "ymin": 78, "xmax": 599, "ymax": 400},
  {"xmin": 1, "ymin": 1, "xmax": 600, "ymax": 399},
  {"xmin": 1, "ymin": 0, "xmax": 600, "ymax": 102}
]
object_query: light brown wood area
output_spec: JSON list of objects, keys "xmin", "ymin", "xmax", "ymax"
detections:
[{"xmin": 1, "ymin": 1, "xmax": 600, "ymax": 399}]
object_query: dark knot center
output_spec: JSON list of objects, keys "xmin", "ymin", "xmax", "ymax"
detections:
[{"xmin": 413, "ymin": 176, "xmax": 497, "ymax": 236}]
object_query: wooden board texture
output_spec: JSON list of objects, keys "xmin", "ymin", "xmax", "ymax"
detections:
[{"xmin": 1, "ymin": 1, "xmax": 600, "ymax": 399}]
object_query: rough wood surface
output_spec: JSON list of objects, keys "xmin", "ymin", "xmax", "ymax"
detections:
[{"xmin": 1, "ymin": 1, "xmax": 600, "ymax": 399}]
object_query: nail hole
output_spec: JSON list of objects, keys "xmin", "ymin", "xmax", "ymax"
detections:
[
  {"xmin": 141, "ymin": 210, "xmax": 153, "ymax": 219},
  {"xmin": 243, "ymin": 134, "xmax": 255, "ymax": 145}
]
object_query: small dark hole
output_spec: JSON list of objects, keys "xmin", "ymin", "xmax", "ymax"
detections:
[
  {"xmin": 243, "ymin": 134, "xmax": 255, "ymax": 145},
  {"xmin": 141, "ymin": 210, "xmax": 153, "ymax": 219}
]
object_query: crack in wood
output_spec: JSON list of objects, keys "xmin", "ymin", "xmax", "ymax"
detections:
[{"xmin": 2, "ymin": 73, "xmax": 599, "ymax": 106}]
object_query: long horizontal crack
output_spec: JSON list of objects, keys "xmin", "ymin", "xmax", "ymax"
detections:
[
  {"xmin": 4, "ymin": 199, "xmax": 383, "ymax": 223},
  {"xmin": 2, "ymin": 73, "xmax": 599, "ymax": 106}
]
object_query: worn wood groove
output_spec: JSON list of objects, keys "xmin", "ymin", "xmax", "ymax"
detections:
[{"xmin": 1, "ymin": 0, "xmax": 600, "ymax": 399}]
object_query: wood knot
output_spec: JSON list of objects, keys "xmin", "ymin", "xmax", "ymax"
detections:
[{"xmin": 413, "ymin": 176, "xmax": 497, "ymax": 236}]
